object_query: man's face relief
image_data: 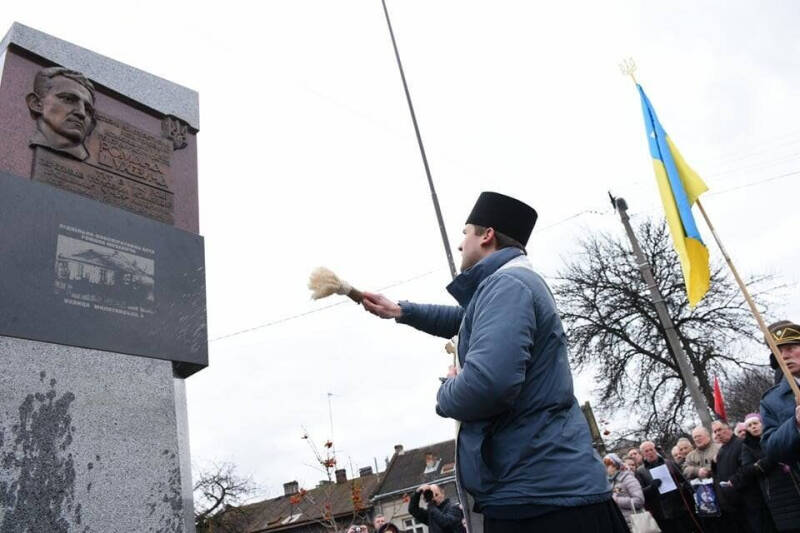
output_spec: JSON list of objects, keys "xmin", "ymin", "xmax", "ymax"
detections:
[{"xmin": 34, "ymin": 76, "xmax": 94, "ymax": 143}]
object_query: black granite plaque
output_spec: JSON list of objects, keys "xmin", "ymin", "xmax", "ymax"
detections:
[{"xmin": 0, "ymin": 170, "xmax": 206, "ymax": 376}]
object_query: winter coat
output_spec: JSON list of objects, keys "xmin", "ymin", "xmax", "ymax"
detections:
[
  {"xmin": 397, "ymin": 248, "xmax": 610, "ymax": 512},
  {"xmin": 760, "ymin": 378, "xmax": 800, "ymax": 464},
  {"xmin": 712, "ymin": 437, "xmax": 745, "ymax": 513},
  {"xmin": 732, "ymin": 432, "xmax": 800, "ymax": 532},
  {"xmin": 683, "ymin": 442, "xmax": 720, "ymax": 480},
  {"xmin": 610, "ymin": 470, "xmax": 645, "ymax": 520},
  {"xmin": 634, "ymin": 466, "xmax": 665, "ymax": 520},
  {"xmin": 408, "ymin": 491, "xmax": 465, "ymax": 533},
  {"xmin": 640, "ymin": 456, "xmax": 692, "ymax": 521}
]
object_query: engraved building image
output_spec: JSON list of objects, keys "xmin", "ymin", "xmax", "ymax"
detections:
[{"xmin": 55, "ymin": 235, "xmax": 155, "ymax": 315}]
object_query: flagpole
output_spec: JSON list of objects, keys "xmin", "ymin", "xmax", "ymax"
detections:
[
  {"xmin": 380, "ymin": 0, "xmax": 457, "ymax": 281},
  {"xmin": 695, "ymin": 199, "xmax": 800, "ymax": 404}
]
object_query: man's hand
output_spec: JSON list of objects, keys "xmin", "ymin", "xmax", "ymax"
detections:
[
  {"xmin": 446, "ymin": 365, "xmax": 458, "ymax": 379},
  {"xmin": 417, "ymin": 484, "xmax": 430, "ymax": 493},
  {"xmin": 698, "ymin": 467, "xmax": 711, "ymax": 479},
  {"xmin": 362, "ymin": 292, "xmax": 403, "ymax": 319}
]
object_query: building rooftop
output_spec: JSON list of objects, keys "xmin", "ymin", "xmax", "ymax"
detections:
[{"xmin": 372, "ymin": 440, "xmax": 456, "ymax": 500}]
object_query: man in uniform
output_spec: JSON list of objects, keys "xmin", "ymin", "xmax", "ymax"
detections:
[
  {"xmin": 760, "ymin": 320, "xmax": 800, "ymax": 464},
  {"xmin": 362, "ymin": 192, "xmax": 623, "ymax": 532}
]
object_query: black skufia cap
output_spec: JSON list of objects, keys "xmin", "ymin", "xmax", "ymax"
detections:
[{"xmin": 466, "ymin": 191, "xmax": 538, "ymax": 246}]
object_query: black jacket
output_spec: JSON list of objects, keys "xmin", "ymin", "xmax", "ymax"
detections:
[
  {"xmin": 634, "ymin": 465, "xmax": 664, "ymax": 520},
  {"xmin": 408, "ymin": 491, "xmax": 465, "ymax": 533},
  {"xmin": 640, "ymin": 456, "xmax": 693, "ymax": 520},
  {"xmin": 731, "ymin": 432, "xmax": 800, "ymax": 532},
  {"xmin": 712, "ymin": 436, "xmax": 745, "ymax": 513}
]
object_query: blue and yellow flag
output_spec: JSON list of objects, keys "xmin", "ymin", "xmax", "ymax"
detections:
[{"xmin": 637, "ymin": 85, "xmax": 709, "ymax": 306}]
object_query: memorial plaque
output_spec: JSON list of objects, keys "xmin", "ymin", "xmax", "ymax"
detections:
[
  {"xmin": 0, "ymin": 170, "xmax": 206, "ymax": 377},
  {"xmin": 0, "ymin": 24, "xmax": 201, "ymax": 530},
  {"xmin": 32, "ymin": 110, "xmax": 176, "ymax": 224}
]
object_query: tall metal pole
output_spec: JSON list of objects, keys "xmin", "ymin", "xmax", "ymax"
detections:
[
  {"xmin": 612, "ymin": 195, "xmax": 713, "ymax": 429},
  {"xmin": 381, "ymin": 0, "xmax": 457, "ymax": 280}
]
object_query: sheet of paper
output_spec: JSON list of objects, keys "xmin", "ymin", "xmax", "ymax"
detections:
[{"xmin": 649, "ymin": 464, "xmax": 678, "ymax": 494}]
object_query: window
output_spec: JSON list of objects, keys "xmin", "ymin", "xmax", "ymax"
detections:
[
  {"xmin": 423, "ymin": 458, "xmax": 441, "ymax": 474},
  {"xmin": 280, "ymin": 513, "xmax": 302, "ymax": 525},
  {"xmin": 402, "ymin": 516, "xmax": 426, "ymax": 533}
]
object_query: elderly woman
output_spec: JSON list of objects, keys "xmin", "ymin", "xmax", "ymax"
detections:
[
  {"xmin": 604, "ymin": 453, "xmax": 645, "ymax": 527},
  {"xmin": 728, "ymin": 413, "xmax": 788, "ymax": 532}
]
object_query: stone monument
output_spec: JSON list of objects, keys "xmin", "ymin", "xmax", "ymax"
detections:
[{"xmin": 0, "ymin": 23, "xmax": 206, "ymax": 532}]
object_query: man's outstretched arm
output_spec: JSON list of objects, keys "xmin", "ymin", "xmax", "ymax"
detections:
[{"xmin": 362, "ymin": 292, "xmax": 462, "ymax": 339}]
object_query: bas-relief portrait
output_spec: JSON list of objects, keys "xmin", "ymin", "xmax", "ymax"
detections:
[
  {"xmin": 26, "ymin": 67, "xmax": 96, "ymax": 161},
  {"xmin": 25, "ymin": 66, "xmax": 178, "ymax": 225}
]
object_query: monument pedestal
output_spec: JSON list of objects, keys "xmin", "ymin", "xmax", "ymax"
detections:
[
  {"xmin": 0, "ymin": 336, "xmax": 194, "ymax": 531},
  {"xmin": 0, "ymin": 23, "xmax": 206, "ymax": 532}
]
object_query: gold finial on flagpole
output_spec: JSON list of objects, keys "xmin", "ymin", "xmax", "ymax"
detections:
[{"xmin": 618, "ymin": 57, "xmax": 638, "ymax": 85}]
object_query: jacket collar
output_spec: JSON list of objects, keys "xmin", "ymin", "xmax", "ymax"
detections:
[
  {"xmin": 772, "ymin": 378, "xmax": 794, "ymax": 399},
  {"xmin": 446, "ymin": 248, "xmax": 524, "ymax": 307},
  {"xmin": 742, "ymin": 432, "xmax": 761, "ymax": 449}
]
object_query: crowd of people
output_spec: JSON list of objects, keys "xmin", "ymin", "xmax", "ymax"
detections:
[
  {"xmin": 604, "ymin": 413, "xmax": 800, "ymax": 532},
  {"xmin": 600, "ymin": 319, "xmax": 800, "ymax": 533}
]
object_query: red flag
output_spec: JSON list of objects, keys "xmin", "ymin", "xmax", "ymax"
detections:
[{"xmin": 713, "ymin": 376, "xmax": 727, "ymax": 422}]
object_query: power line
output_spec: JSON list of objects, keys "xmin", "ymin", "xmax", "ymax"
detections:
[
  {"xmin": 536, "ymin": 208, "xmax": 612, "ymax": 232},
  {"xmin": 210, "ymin": 268, "xmax": 441, "ymax": 342},
  {"xmin": 209, "ymin": 208, "xmax": 614, "ymax": 342},
  {"xmin": 705, "ymin": 151, "xmax": 800, "ymax": 179},
  {"xmin": 702, "ymin": 130, "xmax": 800, "ymax": 168},
  {"xmin": 706, "ymin": 169, "xmax": 800, "ymax": 196},
  {"xmin": 208, "ymin": 166, "xmax": 795, "ymax": 342}
]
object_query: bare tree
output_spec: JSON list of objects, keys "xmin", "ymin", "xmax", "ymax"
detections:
[
  {"xmin": 723, "ymin": 367, "xmax": 776, "ymax": 424},
  {"xmin": 554, "ymin": 218, "xmax": 778, "ymax": 442},
  {"xmin": 194, "ymin": 463, "xmax": 258, "ymax": 533},
  {"xmin": 289, "ymin": 429, "xmax": 372, "ymax": 532}
]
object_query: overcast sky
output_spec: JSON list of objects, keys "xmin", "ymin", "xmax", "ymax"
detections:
[{"xmin": 3, "ymin": 0, "xmax": 800, "ymax": 500}]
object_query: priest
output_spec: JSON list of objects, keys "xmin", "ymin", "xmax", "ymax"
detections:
[{"xmin": 362, "ymin": 192, "xmax": 624, "ymax": 532}]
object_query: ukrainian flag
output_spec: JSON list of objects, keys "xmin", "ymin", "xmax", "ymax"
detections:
[{"xmin": 637, "ymin": 85, "xmax": 709, "ymax": 306}]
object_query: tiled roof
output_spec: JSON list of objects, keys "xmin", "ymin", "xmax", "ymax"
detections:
[
  {"xmin": 372, "ymin": 440, "xmax": 456, "ymax": 499},
  {"xmin": 237, "ymin": 473, "xmax": 381, "ymax": 533}
]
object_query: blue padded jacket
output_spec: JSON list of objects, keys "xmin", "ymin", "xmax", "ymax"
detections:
[{"xmin": 398, "ymin": 248, "xmax": 610, "ymax": 511}]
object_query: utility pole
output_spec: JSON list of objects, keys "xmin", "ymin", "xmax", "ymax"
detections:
[{"xmin": 610, "ymin": 194, "xmax": 713, "ymax": 430}]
